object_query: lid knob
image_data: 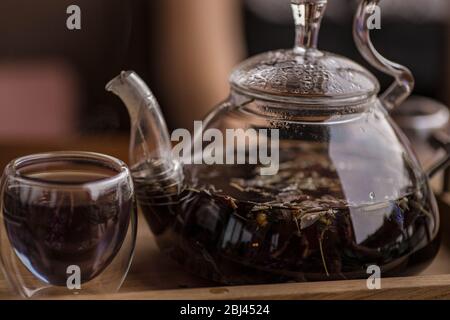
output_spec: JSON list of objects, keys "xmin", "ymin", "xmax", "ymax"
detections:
[{"xmin": 291, "ymin": 0, "xmax": 327, "ymax": 53}]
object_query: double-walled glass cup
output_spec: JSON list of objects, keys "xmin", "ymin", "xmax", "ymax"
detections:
[{"xmin": 0, "ymin": 152, "xmax": 137, "ymax": 298}]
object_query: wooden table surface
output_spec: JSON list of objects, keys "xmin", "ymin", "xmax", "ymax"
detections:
[{"xmin": 2, "ymin": 135, "xmax": 450, "ymax": 300}]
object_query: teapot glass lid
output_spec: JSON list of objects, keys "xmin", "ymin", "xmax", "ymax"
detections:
[{"xmin": 230, "ymin": 0, "xmax": 379, "ymax": 105}]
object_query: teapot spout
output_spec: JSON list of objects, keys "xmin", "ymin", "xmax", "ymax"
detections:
[
  {"xmin": 107, "ymin": 71, "xmax": 184, "ymax": 235},
  {"xmin": 106, "ymin": 71, "xmax": 173, "ymax": 168}
]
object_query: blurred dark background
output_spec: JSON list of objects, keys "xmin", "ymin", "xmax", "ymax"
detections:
[{"xmin": 0, "ymin": 0, "xmax": 448, "ymax": 143}]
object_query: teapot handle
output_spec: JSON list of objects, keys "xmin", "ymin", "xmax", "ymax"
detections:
[{"xmin": 353, "ymin": 0, "xmax": 415, "ymax": 111}]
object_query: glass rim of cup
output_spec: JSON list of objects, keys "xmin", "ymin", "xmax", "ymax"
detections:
[{"xmin": 3, "ymin": 151, "xmax": 131, "ymax": 189}]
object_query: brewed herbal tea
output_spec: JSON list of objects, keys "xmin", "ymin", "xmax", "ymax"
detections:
[
  {"xmin": 133, "ymin": 143, "xmax": 439, "ymax": 285},
  {"xmin": 2, "ymin": 165, "xmax": 132, "ymax": 286}
]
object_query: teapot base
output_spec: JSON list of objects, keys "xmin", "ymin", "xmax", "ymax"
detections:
[{"xmin": 141, "ymin": 185, "xmax": 440, "ymax": 286}]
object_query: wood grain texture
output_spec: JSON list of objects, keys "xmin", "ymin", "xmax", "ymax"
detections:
[{"xmin": 78, "ymin": 274, "xmax": 450, "ymax": 300}]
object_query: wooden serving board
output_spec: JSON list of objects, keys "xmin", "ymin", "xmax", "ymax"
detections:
[{"xmin": 1, "ymin": 136, "xmax": 450, "ymax": 300}]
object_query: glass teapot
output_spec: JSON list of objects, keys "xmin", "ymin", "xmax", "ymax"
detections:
[{"xmin": 106, "ymin": 0, "xmax": 449, "ymax": 284}]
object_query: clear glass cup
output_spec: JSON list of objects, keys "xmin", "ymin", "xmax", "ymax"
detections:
[{"xmin": 0, "ymin": 152, "xmax": 137, "ymax": 298}]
